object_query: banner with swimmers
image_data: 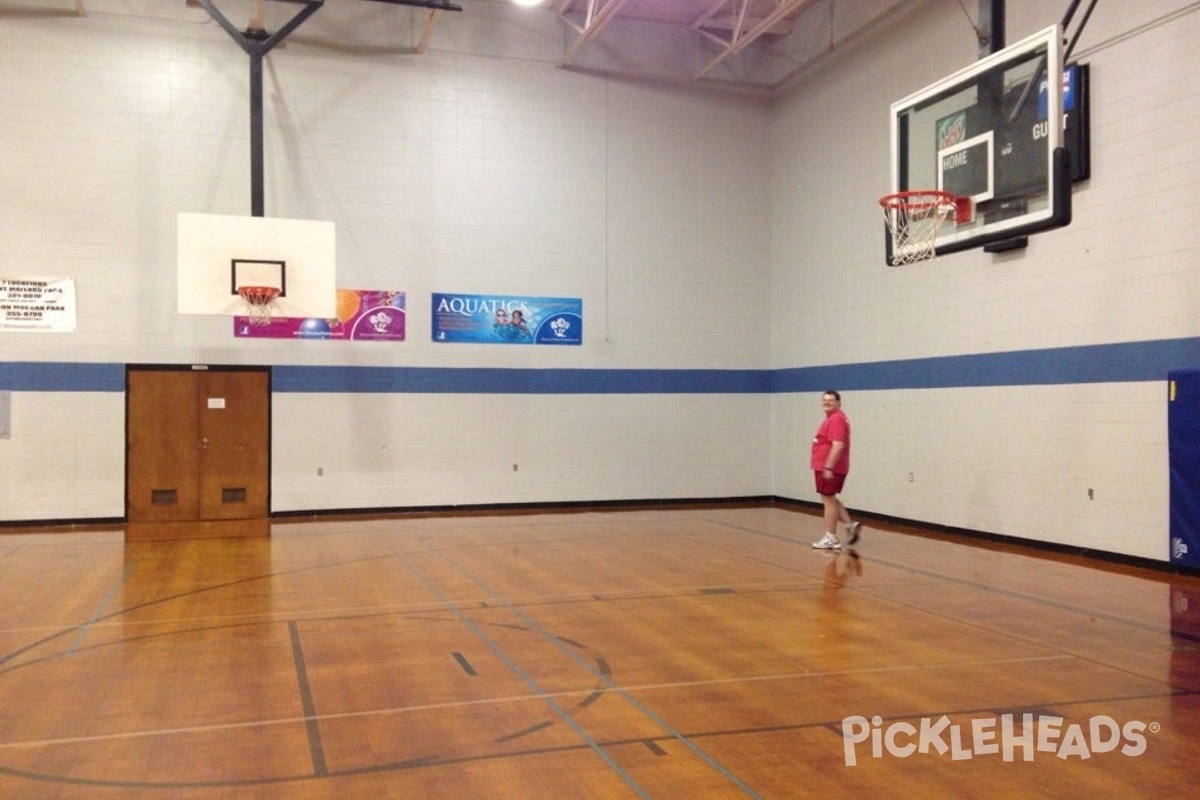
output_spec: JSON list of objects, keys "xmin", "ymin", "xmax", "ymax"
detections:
[
  {"xmin": 431, "ymin": 293, "xmax": 583, "ymax": 345},
  {"xmin": 234, "ymin": 289, "xmax": 405, "ymax": 340}
]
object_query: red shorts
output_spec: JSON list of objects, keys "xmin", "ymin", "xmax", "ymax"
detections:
[{"xmin": 814, "ymin": 471, "xmax": 847, "ymax": 496}]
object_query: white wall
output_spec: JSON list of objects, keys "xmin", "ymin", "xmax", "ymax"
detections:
[
  {"xmin": 3, "ymin": 0, "xmax": 1197, "ymax": 564},
  {"xmin": 273, "ymin": 393, "xmax": 769, "ymax": 511},
  {"xmin": 0, "ymin": 392, "xmax": 124, "ymax": 520},
  {"xmin": 0, "ymin": 1, "xmax": 772, "ymax": 520},
  {"xmin": 769, "ymin": 0, "xmax": 1200, "ymax": 560}
]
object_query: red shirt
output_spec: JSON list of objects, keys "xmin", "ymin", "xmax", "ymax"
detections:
[{"xmin": 811, "ymin": 409, "xmax": 850, "ymax": 474}]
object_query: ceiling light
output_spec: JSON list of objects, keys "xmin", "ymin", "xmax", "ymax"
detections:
[{"xmin": 511, "ymin": 0, "xmax": 545, "ymax": 7}]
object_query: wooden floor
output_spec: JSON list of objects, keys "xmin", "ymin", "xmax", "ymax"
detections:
[{"xmin": 1, "ymin": 506, "xmax": 1198, "ymax": 799}]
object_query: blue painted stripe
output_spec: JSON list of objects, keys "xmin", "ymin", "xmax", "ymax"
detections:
[
  {"xmin": 0, "ymin": 362, "xmax": 124, "ymax": 391},
  {"xmin": 772, "ymin": 337, "xmax": 1200, "ymax": 392},
  {"xmin": 272, "ymin": 366, "xmax": 770, "ymax": 394},
  {"xmin": 2, "ymin": 336, "xmax": 1196, "ymax": 394}
]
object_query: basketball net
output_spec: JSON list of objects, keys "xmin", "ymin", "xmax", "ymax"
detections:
[
  {"xmin": 237, "ymin": 285, "xmax": 280, "ymax": 325},
  {"xmin": 879, "ymin": 191, "xmax": 959, "ymax": 266}
]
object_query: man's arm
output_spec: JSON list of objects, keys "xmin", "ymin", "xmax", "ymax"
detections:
[{"xmin": 824, "ymin": 440, "xmax": 845, "ymax": 472}]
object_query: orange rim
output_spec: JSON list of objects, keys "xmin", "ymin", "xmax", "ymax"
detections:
[
  {"xmin": 236, "ymin": 286, "xmax": 280, "ymax": 306},
  {"xmin": 879, "ymin": 190, "xmax": 956, "ymax": 211}
]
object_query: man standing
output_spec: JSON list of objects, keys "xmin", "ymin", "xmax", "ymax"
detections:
[{"xmin": 810, "ymin": 390, "xmax": 863, "ymax": 549}]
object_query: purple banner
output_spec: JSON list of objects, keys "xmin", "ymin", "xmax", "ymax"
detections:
[{"xmin": 235, "ymin": 290, "xmax": 405, "ymax": 340}]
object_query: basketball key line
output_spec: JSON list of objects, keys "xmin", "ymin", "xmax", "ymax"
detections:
[{"xmin": 0, "ymin": 653, "xmax": 1072, "ymax": 751}]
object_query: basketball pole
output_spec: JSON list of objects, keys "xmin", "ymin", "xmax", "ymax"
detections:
[
  {"xmin": 976, "ymin": 0, "xmax": 1005, "ymax": 57},
  {"xmin": 193, "ymin": 0, "xmax": 323, "ymax": 217},
  {"xmin": 191, "ymin": 1, "xmax": 465, "ymax": 218}
]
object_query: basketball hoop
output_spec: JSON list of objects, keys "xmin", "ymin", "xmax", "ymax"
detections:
[
  {"xmin": 236, "ymin": 285, "xmax": 280, "ymax": 325},
  {"xmin": 879, "ymin": 190, "xmax": 967, "ymax": 266}
]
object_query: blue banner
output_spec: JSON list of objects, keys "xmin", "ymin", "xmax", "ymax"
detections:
[
  {"xmin": 1169, "ymin": 371, "xmax": 1200, "ymax": 568},
  {"xmin": 431, "ymin": 293, "xmax": 582, "ymax": 345}
]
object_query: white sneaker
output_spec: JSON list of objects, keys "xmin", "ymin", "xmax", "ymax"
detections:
[
  {"xmin": 845, "ymin": 521, "xmax": 862, "ymax": 546},
  {"xmin": 812, "ymin": 532, "xmax": 841, "ymax": 550}
]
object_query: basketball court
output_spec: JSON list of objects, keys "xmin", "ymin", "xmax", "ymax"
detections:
[
  {"xmin": 1, "ymin": 507, "xmax": 1198, "ymax": 799},
  {"xmin": 4, "ymin": 1, "xmax": 1198, "ymax": 798}
]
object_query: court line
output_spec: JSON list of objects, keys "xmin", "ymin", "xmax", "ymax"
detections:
[
  {"xmin": 5, "ymin": 688, "xmax": 1196, "ymax": 792},
  {"xmin": 0, "ymin": 653, "xmax": 1119, "ymax": 752},
  {"xmin": 698, "ymin": 513, "xmax": 1196, "ymax": 637},
  {"xmin": 427, "ymin": 547, "xmax": 769, "ymax": 800},
  {"xmin": 390, "ymin": 547, "xmax": 656, "ymax": 800},
  {"xmin": 0, "ymin": 576, "xmax": 817, "ymax": 638},
  {"xmin": 452, "ymin": 651, "xmax": 478, "ymax": 675},
  {"xmin": 0, "ymin": 553, "xmax": 408, "ymax": 665},
  {"xmin": 0, "ymin": 579, "xmax": 823, "ymax": 677},
  {"xmin": 65, "ymin": 561, "xmax": 136, "ymax": 656},
  {"xmin": 287, "ymin": 620, "xmax": 327, "ymax": 776},
  {"xmin": 4, "ymin": 513, "xmax": 1193, "ymax": 790}
]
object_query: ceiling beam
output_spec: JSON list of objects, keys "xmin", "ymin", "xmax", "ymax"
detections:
[
  {"xmin": 415, "ymin": 8, "xmax": 442, "ymax": 53},
  {"xmin": 558, "ymin": 0, "xmax": 636, "ymax": 66},
  {"xmin": 695, "ymin": 0, "xmax": 814, "ymax": 79},
  {"xmin": 358, "ymin": 0, "xmax": 461, "ymax": 9}
]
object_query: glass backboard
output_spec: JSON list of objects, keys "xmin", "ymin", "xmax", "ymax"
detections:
[{"xmin": 888, "ymin": 25, "xmax": 1071, "ymax": 262}]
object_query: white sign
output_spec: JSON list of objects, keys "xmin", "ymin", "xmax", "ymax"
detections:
[{"xmin": 0, "ymin": 277, "xmax": 77, "ymax": 332}]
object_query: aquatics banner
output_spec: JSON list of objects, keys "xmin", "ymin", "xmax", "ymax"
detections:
[
  {"xmin": 235, "ymin": 290, "xmax": 405, "ymax": 340},
  {"xmin": 431, "ymin": 293, "xmax": 582, "ymax": 345}
]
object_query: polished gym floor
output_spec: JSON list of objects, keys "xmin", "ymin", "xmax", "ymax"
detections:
[{"xmin": 1, "ymin": 506, "xmax": 1197, "ymax": 799}]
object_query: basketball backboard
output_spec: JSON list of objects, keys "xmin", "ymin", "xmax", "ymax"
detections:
[
  {"xmin": 177, "ymin": 212, "xmax": 337, "ymax": 318},
  {"xmin": 888, "ymin": 25, "xmax": 1071, "ymax": 262}
]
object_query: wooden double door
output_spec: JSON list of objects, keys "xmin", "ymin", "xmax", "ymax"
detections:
[{"xmin": 126, "ymin": 366, "xmax": 270, "ymax": 523}]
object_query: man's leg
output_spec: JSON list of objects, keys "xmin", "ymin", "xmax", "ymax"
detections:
[
  {"xmin": 837, "ymin": 498, "xmax": 862, "ymax": 545},
  {"xmin": 812, "ymin": 493, "xmax": 842, "ymax": 549},
  {"xmin": 830, "ymin": 493, "xmax": 863, "ymax": 546},
  {"xmin": 823, "ymin": 494, "xmax": 841, "ymax": 535}
]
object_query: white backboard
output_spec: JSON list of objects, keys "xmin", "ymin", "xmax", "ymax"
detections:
[{"xmin": 177, "ymin": 212, "xmax": 337, "ymax": 318}]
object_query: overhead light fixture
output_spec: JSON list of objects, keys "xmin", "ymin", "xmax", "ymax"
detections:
[{"xmin": 511, "ymin": 0, "xmax": 545, "ymax": 7}]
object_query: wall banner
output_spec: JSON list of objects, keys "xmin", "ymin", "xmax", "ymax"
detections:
[
  {"xmin": 235, "ymin": 290, "xmax": 405, "ymax": 340},
  {"xmin": 1169, "ymin": 371, "xmax": 1200, "ymax": 569},
  {"xmin": 431, "ymin": 293, "xmax": 582, "ymax": 345},
  {"xmin": 0, "ymin": 277, "xmax": 76, "ymax": 332}
]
